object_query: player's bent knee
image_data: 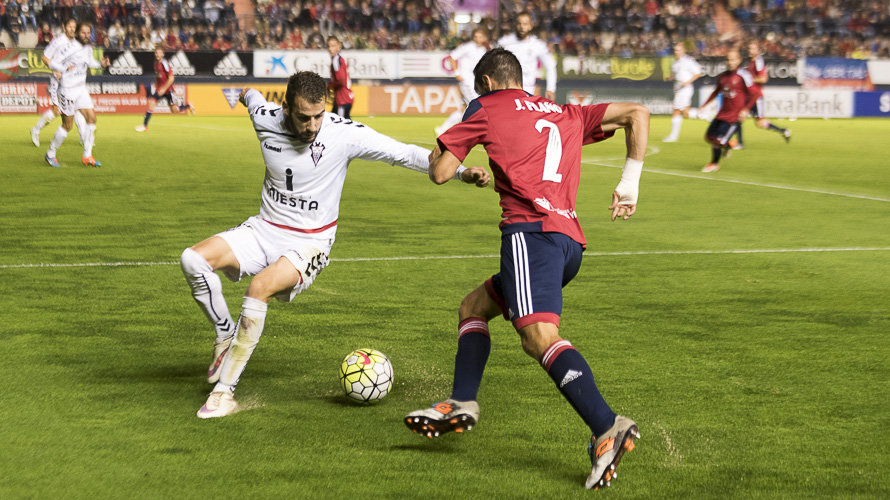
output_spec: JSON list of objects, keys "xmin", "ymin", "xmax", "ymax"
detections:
[
  {"xmin": 180, "ymin": 247, "xmax": 212, "ymax": 276},
  {"xmin": 458, "ymin": 286, "xmax": 499, "ymax": 321}
]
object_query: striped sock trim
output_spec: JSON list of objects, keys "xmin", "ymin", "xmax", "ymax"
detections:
[
  {"xmin": 458, "ymin": 317, "xmax": 490, "ymax": 337},
  {"xmin": 542, "ymin": 340, "xmax": 574, "ymax": 370}
]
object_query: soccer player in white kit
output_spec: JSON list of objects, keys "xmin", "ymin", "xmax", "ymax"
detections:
[
  {"xmin": 45, "ymin": 22, "xmax": 109, "ymax": 167},
  {"xmin": 435, "ymin": 27, "xmax": 489, "ymax": 136},
  {"xmin": 30, "ymin": 18, "xmax": 87, "ymax": 147},
  {"xmin": 663, "ymin": 42, "xmax": 702, "ymax": 142},
  {"xmin": 182, "ymin": 71, "xmax": 490, "ymax": 418},
  {"xmin": 497, "ymin": 11, "xmax": 557, "ymax": 101}
]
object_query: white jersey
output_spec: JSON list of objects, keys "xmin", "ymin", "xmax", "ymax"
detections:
[
  {"xmin": 43, "ymin": 34, "xmax": 74, "ymax": 85},
  {"xmin": 672, "ymin": 54, "xmax": 702, "ymax": 91},
  {"xmin": 450, "ymin": 41, "xmax": 488, "ymax": 100},
  {"xmin": 497, "ymin": 33, "xmax": 557, "ymax": 94},
  {"xmin": 244, "ymin": 89, "xmax": 430, "ymax": 240},
  {"xmin": 50, "ymin": 41, "xmax": 103, "ymax": 89}
]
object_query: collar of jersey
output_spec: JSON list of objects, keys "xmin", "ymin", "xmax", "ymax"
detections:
[{"xmin": 479, "ymin": 88, "xmax": 531, "ymax": 99}]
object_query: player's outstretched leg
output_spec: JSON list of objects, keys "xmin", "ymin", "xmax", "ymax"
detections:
[
  {"xmin": 32, "ymin": 109, "xmax": 57, "ymax": 146},
  {"xmin": 45, "ymin": 126, "xmax": 68, "ymax": 167},
  {"xmin": 406, "ymin": 314, "xmax": 491, "ymax": 437},
  {"xmin": 180, "ymin": 247, "xmax": 236, "ymax": 383},
  {"xmin": 81, "ymin": 123, "xmax": 101, "ymax": 167},
  {"xmin": 585, "ymin": 415, "xmax": 640, "ymax": 490},
  {"xmin": 198, "ymin": 296, "xmax": 267, "ymax": 418},
  {"xmin": 73, "ymin": 111, "xmax": 87, "ymax": 146},
  {"xmin": 405, "ymin": 399, "xmax": 480, "ymax": 438},
  {"xmin": 702, "ymin": 144, "xmax": 722, "ymax": 173}
]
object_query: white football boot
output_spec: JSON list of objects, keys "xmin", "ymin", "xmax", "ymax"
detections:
[
  {"xmin": 585, "ymin": 415, "xmax": 640, "ymax": 490},
  {"xmin": 197, "ymin": 391, "xmax": 238, "ymax": 419},
  {"xmin": 405, "ymin": 398, "xmax": 479, "ymax": 438}
]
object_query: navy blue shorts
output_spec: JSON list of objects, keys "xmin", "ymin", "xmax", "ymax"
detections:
[
  {"xmin": 485, "ymin": 227, "xmax": 583, "ymax": 329},
  {"xmin": 149, "ymin": 87, "xmax": 176, "ymax": 104},
  {"xmin": 706, "ymin": 119, "xmax": 740, "ymax": 146}
]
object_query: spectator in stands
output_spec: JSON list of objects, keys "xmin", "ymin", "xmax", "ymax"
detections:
[
  {"xmin": 211, "ymin": 31, "xmax": 231, "ymax": 50},
  {"xmin": 37, "ymin": 21, "xmax": 53, "ymax": 46}
]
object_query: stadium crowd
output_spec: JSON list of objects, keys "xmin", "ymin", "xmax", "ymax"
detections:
[{"xmin": 2, "ymin": 0, "xmax": 889, "ymax": 58}]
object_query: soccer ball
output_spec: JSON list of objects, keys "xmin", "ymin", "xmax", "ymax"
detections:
[{"xmin": 339, "ymin": 348, "xmax": 393, "ymax": 402}]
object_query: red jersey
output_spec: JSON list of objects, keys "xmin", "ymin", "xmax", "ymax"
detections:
[
  {"xmin": 746, "ymin": 55, "xmax": 767, "ymax": 96},
  {"xmin": 155, "ymin": 58, "xmax": 173, "ymax": 91},
  {"xmin": 707, "ymin": 70, "xmax": 756, "ymax": 122},
  {"xmin": 327, "ymin": 53, "xmax": 354, "ymax": 105},
  {"xmin": 438, "ymin": 89, "xmax": 614, "ymax": 246}
]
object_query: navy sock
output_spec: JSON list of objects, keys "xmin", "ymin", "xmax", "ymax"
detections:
[
  {"xmin": 143, "ymin": 112, "xmax": 152, "ymax": 127},
  {"xmin": 711, "ymin": 146, "xmax": 721, "ymax": 164},
  {"xmin": 179, "ymin": 104, "xmax": 190, "ymax": 112},
  {"xmin": 543, "ymin": 340, "xmax": 616, "ymax": 437},
  {"xmin": 768, "ymin": 123, "xmax": 786, "ymax": 133},
  {"xmin": 450, "ymin": 318, "xmax": 491, "ymax": 402},
  {"xmin": 736, "ymin": 124, "xmax": 743, "ymax": 144}
]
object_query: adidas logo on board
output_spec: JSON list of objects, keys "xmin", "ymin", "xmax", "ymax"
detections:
[
  {"xmin": 170, "ymin": 51, "xmax": 196, "ymax": 76},
  {"xmin": 214, "ymin": 52, "xmax": 248, "ymax": 76},
  {"xmin": 108, "ymin": 51, "xmax": 143, "ymax": 75}
]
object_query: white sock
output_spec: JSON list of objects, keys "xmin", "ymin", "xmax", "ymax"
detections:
[
  {"xmin": 34, "ymin": 109, "xmax": 56, "ymax": 130},
  {"xmin": 47, "ymin": 127, "xmax": 68, "ymax": 156},
  {"xmin": 180, "ymin": 248, "xmax": 235, "ymax": 342},
  {"xmin": 214, "ymin": 297, "xmax": 268, "ymax": 394},
  {"xmin": 73, "ymin": 111, "xmax": 87, "ymax": 138},
  {"xmin": 83, "ymin": 123, "xmax": 97, "ymax": 158},
  {"xmin": 670, "ymin": 114, "xmax": 683, "ymax": 138}
]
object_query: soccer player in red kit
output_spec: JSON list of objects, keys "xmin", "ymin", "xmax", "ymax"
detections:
[
  {"xmin": 700, "ymin": 49, "xmax": 757, "ymax": 172},
  {"xmin": 327, "ymin": 36, "xmax": 354, "ymax": 119},
  {"xmin": 135, "ymin": 47, "xmax": 194, "ymax": 132},
  {"xmin": 732, "ymin": 40, "xmax": 791, "ymax": 149},
  {"xmin": 404, "ymin": 48, "xmax": 649, "ymax": 490}
]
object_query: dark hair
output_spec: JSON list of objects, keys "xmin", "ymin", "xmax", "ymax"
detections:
[
  {"xmin": 75, "ymin": 22, "xmax": 92, "ymax": 39},
  {"xmin": 285, "ymin": 71, "xmax": 327, "ymax": 107},
  {"xmin": 473, "ymin": 48, "xmax": 522, "ymax": 94},
  {"xmin": 327, "ymin": 35, "xmax": 340, "ymax": 44}
]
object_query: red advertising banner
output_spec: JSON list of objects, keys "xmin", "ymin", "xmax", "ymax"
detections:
[{"xmin": 0, "ymin": 82, "xmax": 187, "ymax": 114}]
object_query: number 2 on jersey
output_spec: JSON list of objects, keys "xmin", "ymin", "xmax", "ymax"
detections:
[{"xmin": 535, "ymin": 119, "xmax": 563, "ymax": 183}]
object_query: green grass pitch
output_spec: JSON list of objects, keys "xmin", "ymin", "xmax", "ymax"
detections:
[{"xmin": 1, "ymin": 112, "xmax": 888, "ymax": 498}]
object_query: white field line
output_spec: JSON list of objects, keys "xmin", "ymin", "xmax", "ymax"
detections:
[
  {"xmin": 582, "ymin": 158, "xmax": 890, "ymax": 203},
  {"xmin": 2, "ymin": 247, "xmax": 888, "ymax": 270}
]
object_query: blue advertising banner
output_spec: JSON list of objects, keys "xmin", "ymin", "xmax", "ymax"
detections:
[
  {"xmin": 853, "ymin": 91, "xmax": 890, "ymax": 117},
  {"xmin": 801, "ymin": 57, "xmax": 872, "ymax": 90}
]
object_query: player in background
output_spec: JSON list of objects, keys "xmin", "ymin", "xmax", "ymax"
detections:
[
  {"xmin": 135, "ymin": 47, "xmax": 195, "ymax": 132},
  {"xmin": 326, "ymin": 36, "xmax": 354, "ymax": 119},
  {"xmin": 662, "ymin": 41, "xmax": 702, "ymax": 142},
  {"xmin": 497, "ymin": 11, "xmax": 557, "ymax": 101},
  {"xmin": 700, "ymin": 49, "xmax": 756, "ymax": 173},
  {"xmin": 435, "ymin": 27, "xmax": 489, "ymax": 136},
  {"xmin": 731, "ymin": 40, "xmax": 791, "ymax": 148},
  {"xmin": 183, "ymin": 71, "xmax": 489, "ymax": 419},
  {"xmin": 404, "ymin": 48, "xmax": 647, "ymax": 490},
  {"xmin": 45, "ymin": 22, "xmax": 110, "ymax": 167},
  {"xmin": 30, "ymin": 18, "xmax": 87, "ymax": 147}
]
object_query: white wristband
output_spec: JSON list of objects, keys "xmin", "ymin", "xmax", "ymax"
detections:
[
  {"xmin": 614, "ymin": 157, "xmax": 643, "ymax": 205},
  {"xmin": 453, "ymin": 165, "xmax": 467, "ymax": 180}
]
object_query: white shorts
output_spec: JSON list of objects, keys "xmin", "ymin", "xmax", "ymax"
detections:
[
  {"xmin": 673, "ymin": 85, "xmax": 694, "ymax": 110},
  {"xmin": 48, "ymin": 78, "xmax": 60, "ymax": 107},
  {"xmin": 58, "ymin": 86, "xmax": 93, "ymax": 116},
  {"xmin": 216, "ymin": 215, "xmax": 334, "ymax": 302}
]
